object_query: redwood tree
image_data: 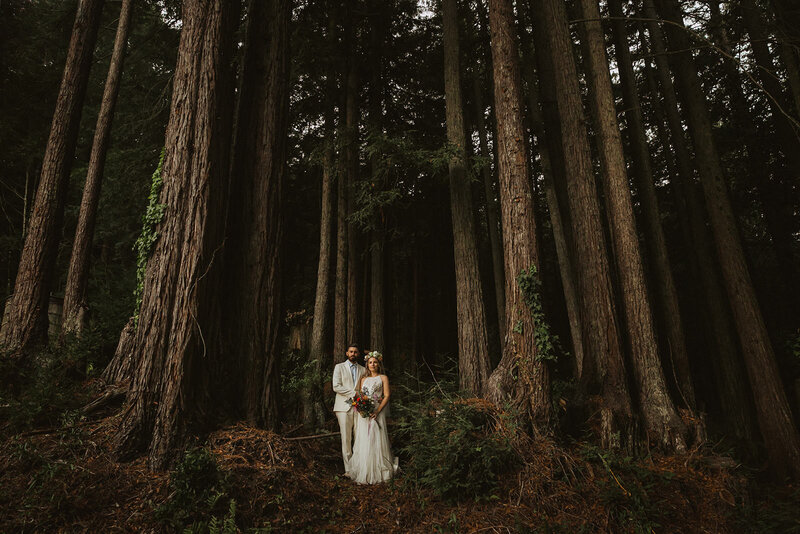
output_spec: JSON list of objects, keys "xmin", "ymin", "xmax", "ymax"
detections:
[
  {"xmin": 62, "ymin": 0, "xmax": 133, "ymax": 336},
  {"xmin": 224, "ymin": 0, "xmax": 289, "ymax": 427},
  {"xmin": 486, "ymin": 0, "xmax": 550, "ymax": 425},
  {"xmin": 0, "ymin": 0, "xmax": 105, "ymax": 352},
  {"xmin": 113, "ymin": 0, "xmax": 242, "ymax": 469},
  {"xmin": 443, "ymin": 0, "xmax": 491, "ymax": 395},
  {"xmin": 653, "ymin": 0, "xmax": 800, "ymax": 476}
]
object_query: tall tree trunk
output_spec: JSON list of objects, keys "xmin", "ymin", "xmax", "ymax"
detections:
[
  {"xmin": 472, "ymin": 75, "xmax": 506, "ymax": 341},
  {"xmin": 113, "ymin": 0, "xmax": 241, "ymax": 469},
  {"xmin": 0, "ymin": 0, "xmax": 105, "ymax": 353},
  {"xmin": 638, "ymin": 21, "xmax": 755, "ymax": 440},
  {"xmin": 62, "ymin": 0, "xmax": 133, "ymax": 337},
  {"xmin": 578, "ymin": 0, "xmax": 686, "ymax": 450},
  {"xmin": 486, "ymin": 0, "xmax": 551, "ymax": 425},
  {"xmin": 608, "ymin": 0, "xmax": 694, "ymax": 411},
  {"xmin": 443, "ymin": 0, "xmax": 491, "ymax": 395},
  {"xmin": 345, "ymin": 62, "xmax": 361, "ymax": 348},
  {"xmin": 538, "ymin": 0, "xmax": 632, "ymax": 447},
  {"xmin": 226, "ymin": 0, "xmax": 289, "ymax": 426},
  {"xmin": 518, "ymin": 1, "xmax": 584, "ymax": 378},
  {"xmin": 653, "ymin": 0, "xmax": 800, "ymax": 477},
  {"xmin": 333, "ymin": 134, "xmax": 348, "ymax": 361},
  {"xmin": 367, "ymin": 0, "xmax": 386, "ymax": 352}
]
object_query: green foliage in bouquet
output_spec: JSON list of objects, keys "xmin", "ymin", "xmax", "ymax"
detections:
[{"xmin": 396, "ymin": 387, "xmax": 520, "ymax": 503}]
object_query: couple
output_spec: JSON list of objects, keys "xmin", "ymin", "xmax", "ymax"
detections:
[{"xmin": 332, "ymin": 343, "xmax": 399, "ymax": 484}]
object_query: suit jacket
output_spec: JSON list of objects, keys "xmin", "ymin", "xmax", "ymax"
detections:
[{"xmin": 332, "ymin": 360, "xmax": 366, "ymax": 412}]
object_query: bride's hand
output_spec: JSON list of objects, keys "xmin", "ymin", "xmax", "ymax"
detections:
[{"xmin": 370, "ymin": 411, "xmax": 378, "ymax": 419}]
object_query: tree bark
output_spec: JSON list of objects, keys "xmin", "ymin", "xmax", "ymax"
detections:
[
  {"xmin": 653, "ymin": 0, "xmax": 800, "ymax": 477},
  {"xmin": 537, "ymin": 0, "xmax": 632, "ymax": 447},
  {"xmin": 225, "ymin": 0, "xmax": 289, "ymax": 427},
  {"xmin": 0, "ymin": 0, "xmax": 105, "ymax": 353},
  {"xmin": 443, "ymin": 0, "xmax": 492, "ymax": 395},
  {"xmin": 638, "ymin": 20, "xmax": 755, "ymax": 440},
  {"xmin": 113, "ymin": 0, "xmax": 241, "ymax": 470},
  {"xmin": 472, "ymin": 76, "xmax": 506, "ymax": 341},
  {"xmin": 608, "ymin": 0, "xmax": 694, "ymax": 411},
  {"xmin": 62, "ymin": 0, "xmax": 133, "ymax": 337},
  {"xmin": 518, "ymin": 1, "xmax": 584, "ymax": 378},
  {"xmin": 578, "ymin": 0, "xmax": 686, "ymax": 450},
  {"xmin": 486, "ymin": 0, "xmax": 551, "ymax": 425}
]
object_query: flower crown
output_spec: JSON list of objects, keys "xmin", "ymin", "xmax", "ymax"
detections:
[{"xmin": 365, "ymin": 350, "xmax": 384, "ymax": 362}]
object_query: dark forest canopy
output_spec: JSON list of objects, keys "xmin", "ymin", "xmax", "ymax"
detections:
[{"xmin": 1, "ymin": 0, "xmax": 799, "ymax": 495}]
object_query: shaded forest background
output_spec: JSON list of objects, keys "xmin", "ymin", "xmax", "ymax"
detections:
[{"xmin": 1, "ymin": 0, "xmax": 800, "ymax": 530}]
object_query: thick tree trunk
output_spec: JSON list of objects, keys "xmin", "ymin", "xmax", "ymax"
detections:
[
  {"xmin": 443, "ymin": 0, "xmax": 491, "ymax": 395},
  {"xmin": 333, "ymin": 140, "xmax": 348, "ymax": 361},
  {"xmin": 608, "ymin": 0, "xmax": 694, "ymax": 411},
  {"xmin": 518, "ymin": 2, "xmax": 584, "ymax": 378},
  {"xmin": 226, "ymin": 0, "xmax": 289, "ymax": 427},
  {"xmin": 62, "ymin": 0, "xmax": 133, "ymax": 337},
  {"xmin": 0, "ymin": 0, "xmax": 104, "ymax": 353},
  {"xmin": 472, "ymin": 76, "xmax": 506, "ymax": 340},
  {"xmin": 113, "ymin": 0, "xmax": 241, "ymax": 470},
  {"xmin": 653, "ymin": 0, "xmax": 800, "ymax": 477},
  {"xmin": 538, "ymin": 0, "xmax": 632, "ymax": 447},
  {"xmin": 369, "ymin": 234, "xmax": 385, "ymax": 350},
  {"xmin": 638, "ymin": 21, "xmax": 755, "ymax": 440},
  {"xmin": 578, "ymin": 0, "xmax": 686, "ymax": 451},
  {"xmin": 486, "ymin": 0, "xmax": 551, "ymax": 425}
]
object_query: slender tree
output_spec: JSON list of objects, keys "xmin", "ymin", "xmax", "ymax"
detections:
[
  {"xmin": 486, "ymin": 0, "xmax": 550, "ymax": 425},
  {"xmin": 653, "ymin": 0, "xmax": 800, "ymax": 476},
  {"xmin": 61, "ymin": 0, "xmax": 133, "ymax": 336},
  {"xmin": 0, "ymin": 0, "xmax": 105, "ymax": 352},
  {"xmin": 538, "ymin": 0, "xmax": 633, "ymax": 446},
  {"xmin": 578, "ymin": 0, "xmax": 686, "ymax": 450},
  {"xmin": 518, "ymin": 1, "xmax": 584, "ymax": 377},
  {"xmin": 113, "ymin": 0, "xmax": 242, "ymax": 469},
  {"xmin": 443, "ymin": 0, "xmax": 491, "ymax": 394},
  {"xmin": 608, "ymin": 0, "xmax": 694, "ymax": 410},
  {"xmin": 638, "ymin": 21, "xmax": 755, "ymax": 439}
]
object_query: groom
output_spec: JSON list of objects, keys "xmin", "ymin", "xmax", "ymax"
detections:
[{"xmin": 332, "ymin": 343, "xmax": 365, "ymax": 472}]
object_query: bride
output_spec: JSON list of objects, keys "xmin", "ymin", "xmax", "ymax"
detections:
[{"xmin": 345, "ymin": 351, "xmax": 399, "ymax": 484}]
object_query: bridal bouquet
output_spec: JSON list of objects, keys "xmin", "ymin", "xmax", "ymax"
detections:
[
  {"xmin": 349, "ymin": 391, "xmax": 381, "ymax": 430},
  {"xmin": 349, "ymin": 391, "xmax": 377, "ymax": 418}
]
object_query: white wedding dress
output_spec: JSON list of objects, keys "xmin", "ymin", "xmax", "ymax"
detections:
[{"xmin": 346, "ymin": 375, "xmax": 399, "ymax": 484}]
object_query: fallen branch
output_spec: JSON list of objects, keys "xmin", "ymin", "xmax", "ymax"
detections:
[{"xmin": 285, "ymin": 431, "xmax": 340, "ymax": 441}]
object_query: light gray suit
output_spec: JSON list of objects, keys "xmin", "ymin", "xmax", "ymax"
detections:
[{"xmin": 332, "ymin": 360, "xmax": 365, "ymax": 471}]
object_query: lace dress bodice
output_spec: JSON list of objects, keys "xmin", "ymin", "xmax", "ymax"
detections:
[{"xmin": 361, "ymin": 375, "xmax": 384, "ymax": 399}]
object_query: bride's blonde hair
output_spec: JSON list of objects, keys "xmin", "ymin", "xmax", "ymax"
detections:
[{"xmin": 363, "ymin": 351, "xmax": 385, "ymax": 377}]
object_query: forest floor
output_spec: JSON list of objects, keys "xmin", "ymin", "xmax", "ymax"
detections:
[{"xmin": 1, "ymin": 375, "xmax": 799, "ymax": 533}]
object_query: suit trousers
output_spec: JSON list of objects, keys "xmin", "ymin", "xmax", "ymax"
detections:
[{"xmin": 336, "ymin": 409, "xmax": 356, "ymax": 471}]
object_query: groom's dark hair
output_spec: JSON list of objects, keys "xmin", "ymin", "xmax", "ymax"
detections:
[{"xmin": 346, "ymin": 342, "xmax": 360, "ymax": 351}]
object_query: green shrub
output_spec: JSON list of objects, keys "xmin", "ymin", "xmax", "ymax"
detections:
[
  {"xmin": 396, "ymin": 393, "xmax": 520, "ymax": 503},
  {"xmin": 155, "ymin": 447, "xmax": 238, "ymax": 533}
]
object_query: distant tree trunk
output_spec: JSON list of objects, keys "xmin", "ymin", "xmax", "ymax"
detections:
[
  {"xmin": 538, "ymin": 0, "xmax": 632, "ymax": 447},
  {"xmin": 62, "ymin": 0, "xmax": 133, "ymax": 337},
  {"xmin": 367, "ymin": 0, "xmax": 386, "ymax": 353},
  {"xmin": 608, "ymin": 0, "xmax": 694, "ymax": 410},
  {"xmin": 345, "ymin": 62, "xmax": 361, "ymax": 348},
  {"xmin": 443, "ymin": 0, "xmax": 491, "ymax": 395},
  {"xmin": 0, "ymin": 0, "xmax": 104, "ymax": 353},
  {"xmin": 740, "ymin": 0, "xmax": 799, "ymax": 301},
  {"xmin": 113, "ymin": 0, "xmax": 241, "ymax": 470},
  {"xmin": 653, "ymin": 0, "xmax": 800, "ymax": 477},
  {"xmin": 518, "ymin": 1, "xmax": 584, "ymax": 377},
  {"xmin": 333, "ymin": 138, "xmax": 348, "ymax": 361},
  {"xmin": 578, "ymin": 0, "xmax": 686, "ymax": 450},
  {"xmin": 472, "ymin": 76, "xmax": 506, "ymax": 340},
  {"xmin": 486, "ymin": 0, "xmax": 551, "ymax": 425},
  {"xmin": 638, "ymin": 21, "xmax": 755, "ymax": 440}
]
